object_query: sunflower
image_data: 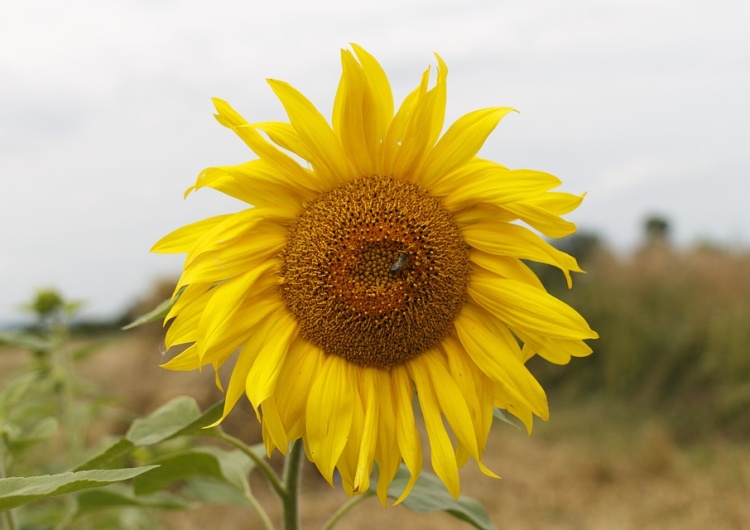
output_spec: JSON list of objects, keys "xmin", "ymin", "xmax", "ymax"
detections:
[{"xmin": 153, "ymin": 45, "xmax": 597, "ymax": 504}]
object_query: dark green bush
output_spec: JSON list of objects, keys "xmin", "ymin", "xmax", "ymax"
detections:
[{"xmin": 532, "ymin": 243, "xmax": 750, "ymax": 439}]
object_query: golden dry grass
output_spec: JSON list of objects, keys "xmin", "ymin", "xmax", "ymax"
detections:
[{"xmin": 77, "ymin": 332, "xmax": 750, "ymax": 530}]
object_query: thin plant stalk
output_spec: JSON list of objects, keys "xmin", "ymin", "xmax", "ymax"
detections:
[
  {"xmin": 0, "ymin": 446, "xmax": 19, "ymax": 530},
  {"xmin": 209, "ymin": 429, "xmax": 285, "ymax": 498},
  {"xmin": 240, "ymin": 479, "xmax": 275, "ymax": 530},
  {"xmin": 281, "ymin": 439, "xmax": 304, "ymax": 530},
  {"xmin": 321, "ymin": 491, "xmax": 375, "ymax": 530}
]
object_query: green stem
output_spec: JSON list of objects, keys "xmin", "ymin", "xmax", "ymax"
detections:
[
  {"xmin": 281, "ymin": 439, "xmax": 304, "ymax": 530},
  {"xmin": 208, "ymin": 429, "xmax": 286, "ymax": 498},
  {"xmin": 53, "ymin": 323, "xmax": 80, "ymax": 460},
  {"xmin": 207, "ymin": 429, "xmax": 278, "ymax": 528},
  {"xmin": 0, "ymin": 446, "xmax": 19, "ymax": 530},
  {"xmin": 320, "ymin": 491, "xmax": 375, "ymax": 530},
  {"xmin": 241, "ymin": 479, "xmax": 275, "ymax": 530},
  {"xmin": 1, "ymin": 508, "xmax": 18, "ymax": 530}
]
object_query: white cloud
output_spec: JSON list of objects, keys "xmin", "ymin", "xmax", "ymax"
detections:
[{"xmin": 1, "ymin": 0, "xmax": 749, "ymax": 322}]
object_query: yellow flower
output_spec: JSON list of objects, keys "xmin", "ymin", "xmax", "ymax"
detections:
[{"xmin": 153, "ymin": 45, "xmax": 597, "ymax": 504}]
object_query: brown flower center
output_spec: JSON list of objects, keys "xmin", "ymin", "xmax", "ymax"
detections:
[{"xmin": 279, "ymin": 176, "xmax": 470, "ymax": 369}]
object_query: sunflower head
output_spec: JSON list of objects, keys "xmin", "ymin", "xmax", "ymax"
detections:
[
  {"xmin": 279, "ymin": 175, "xmax": 471, "ymax": 369},
  {"xmin": 154, "ymin": 44, "xmax": 597, "ymax": 504}
]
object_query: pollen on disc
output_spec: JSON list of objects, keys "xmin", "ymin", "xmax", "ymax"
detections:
[{"xmin": 279, "ymin": 176, "xmax": 470, "ymax": 369}]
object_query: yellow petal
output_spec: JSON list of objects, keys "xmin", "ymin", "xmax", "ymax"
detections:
[
  {"xmin": 196, "ymin": 262, "xmax": 276, "ymax": 364},
  {"xmin": 211, "ymin": 336, "xmax": 262, "ymax": 427},
  {"xmin": 440, "ymin": 166, "xmax": 561, "ymax": 211},
  {"xmin": 528, "ymin": 190, "xmax": 586, "ymax": 215},
  {"xmin": 152, "ymin": 215, "xmax": 232, "ymax": 254},
  {"xmin": 253, "ymin": 121, "xmax": 316, "ymax": 164},
  {"xmin": 333, "ymin": 50, "xmax": 373, "ymax": 176},
  {"xmin": 160, "ymin": 344, "xmax": 203, "ymax": 371},
  {"xmin": 493, "ymin": 382, "xmax": 536, "ymax": 433},
  {"xmin": 521, "ymin": 334, "xmax": 594, "ymax": 365},
  {"xmin": 273, "ymin": 339, "xmax": 324, "ymax": 440},
  {"xmin": 419, "ymin": 351, "xmax": 478, "ymax": 454},
  {"xmin": 373, "ymin": 370, "xmax": 399, "ymax": 506},
  {"xmin": 212, "ymin": 98, "xmax": 319, "ymax": 190},
  {"xmin": 468, "ymin": 274, "xmax": 598, "ymax": 341},
  {"xmin": 179, "ymin": 208, "xmax": 263, "ymax": 262},
  {"xmin": 383, "ymin": 65, "xmax": 432, "ymax": 178},
  {"xmin": 245, "ymin": 311, "xmax": 299, "ymax": 415},
  {"xmin": 164, "ymin": 284, "xmax": 213, "ymax": 348},
  {"xmin": 199, "ymin": 294, "xmax": 284, "ymax": 375},
  {"xmin": 306, "ymin": 355, "xmax": 355, "ymax": 484},
  {"xmin": 389, "ymin": 59, "xmax": 447, "ymax": 180},
  {"xmin": 454, "ymin": 306, "xmax": 549, "ymax": 420},
  {"xmin": 407, "ymin": 356, "xmax": 461, "ymax": 499},
  {"xmin": 337, "ymin": 383, "xmax": 364, "ymax": 497},
  {"xmin": 179, "ymin": 226, "xmax": 285, "ymax": 286},
  {"xmin": 267, "ymin": 79, "xmax": 357, "ymax": 187},
  {"xmin": 462, "ymin": 222, "xmax": 582, "ymax": 287},
  {"xmin": 442, "ymin": 336, "xmax": 495, "ymax": 462},
  {"xmin": 501, "ymin": 200, "xmax": 579, "ymax": 238},
  {"xmin": 351, "ymin": 43, "xmax": 394, "ymax": 175},
  {"xmin": 421, "ymin": 350, "xmax": 497, "ymax": 478},
  {"xmin": 453, "ymin": 202, "xmax": 516, "ymax": 228},
  {"xmin": 469, "ymin": 251, "xmax": 545, "ymax": 289},
  {"xmin": 260, "ymin": 395, "xmax": 289, "ymax": 456},
  {"xmin": 353, "ymin": 368, "xmax": 380, "ymax": 494},
  {"xmin": 391, "ymin": 365, "xmax": 422, "ymax": 504},
  {"xmin": 418, "ymin": 108, "xmax": 514, "ymax": 188},
  {"xmin": 190, "ymin": 161, "xmax": 312, "ymax": 211}
]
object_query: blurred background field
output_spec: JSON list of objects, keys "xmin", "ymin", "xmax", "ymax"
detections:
[{"xmin": 2, "ymin": 218, "xmax": 749, "ymax": 529}]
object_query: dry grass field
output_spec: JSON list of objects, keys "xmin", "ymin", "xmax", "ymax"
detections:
[{"xmin": 69, "ymin": 331, "xmax": 750, "ymax": 530}]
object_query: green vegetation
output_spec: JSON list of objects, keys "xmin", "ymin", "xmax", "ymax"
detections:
[{"xmin": 535, "ymin": 235, "xmax": 750, "ymax": 439}]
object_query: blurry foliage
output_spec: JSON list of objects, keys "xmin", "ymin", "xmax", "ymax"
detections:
[{"xmin": 533, "ymin": 236, "xmax": 750, "ymax": 440}]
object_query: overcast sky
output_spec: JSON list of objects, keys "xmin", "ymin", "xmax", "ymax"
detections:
[{"xmin": 2, "ymin": 0, "xmax": 749, "ymax": 324}]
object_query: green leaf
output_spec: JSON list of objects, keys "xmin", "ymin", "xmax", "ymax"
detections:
[
  {"xmin": 126, "ymin": 397, "xmax": 222, "ymax": 446},
  {"xmin": 377, "ymin": 466, "xmax": 498, "ymax": 530},
  {"xmin": 133, "ymin": 447, "xmax": 255, "ymax": 495},
  {"xmin": 75, "ymin": 440, "xmax": 136, "ymax": 472},
  {"xmin": 74, "ymin": 398, "xmax": 223, "ymax": 472},
  {"xmin": 4, "ymin": 417, "xmax": 58, "ymax": 451},
  {"xmin": 0, "ymin": 373, "xmax": 39, "ymax": 415},
  {"xmin": 133, "ymin": 452, "xmax": 221, "ymax": 495},
  {"xmin": 0, "ymin": 467, "xmax": 158, "ymax": 511},
  {"xmin": 181, "ymin": 479, "xmax": 252, "ymax": 507},
  {"xmin": 214, "ymin": 445, "xmax": 260, "ymax": 489},
  {"xmin": 76, "ymin": 485, "xmax": 186, "ymax": 511},
  {"xmin": 165, "ymin": 399, "xmax": 224, "ymax": 438},
  {"xmin": 122, "ymin": 296, "xmax": 176, "ymax": 330},
  {"xmin": 0, "ymin": 330, "xmax": 53, "ymax": 351}
]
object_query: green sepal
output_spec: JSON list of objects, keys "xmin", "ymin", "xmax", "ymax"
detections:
[{"xmin": 493, "ymin": 407, "xmax": 522, "ymax": 430}]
